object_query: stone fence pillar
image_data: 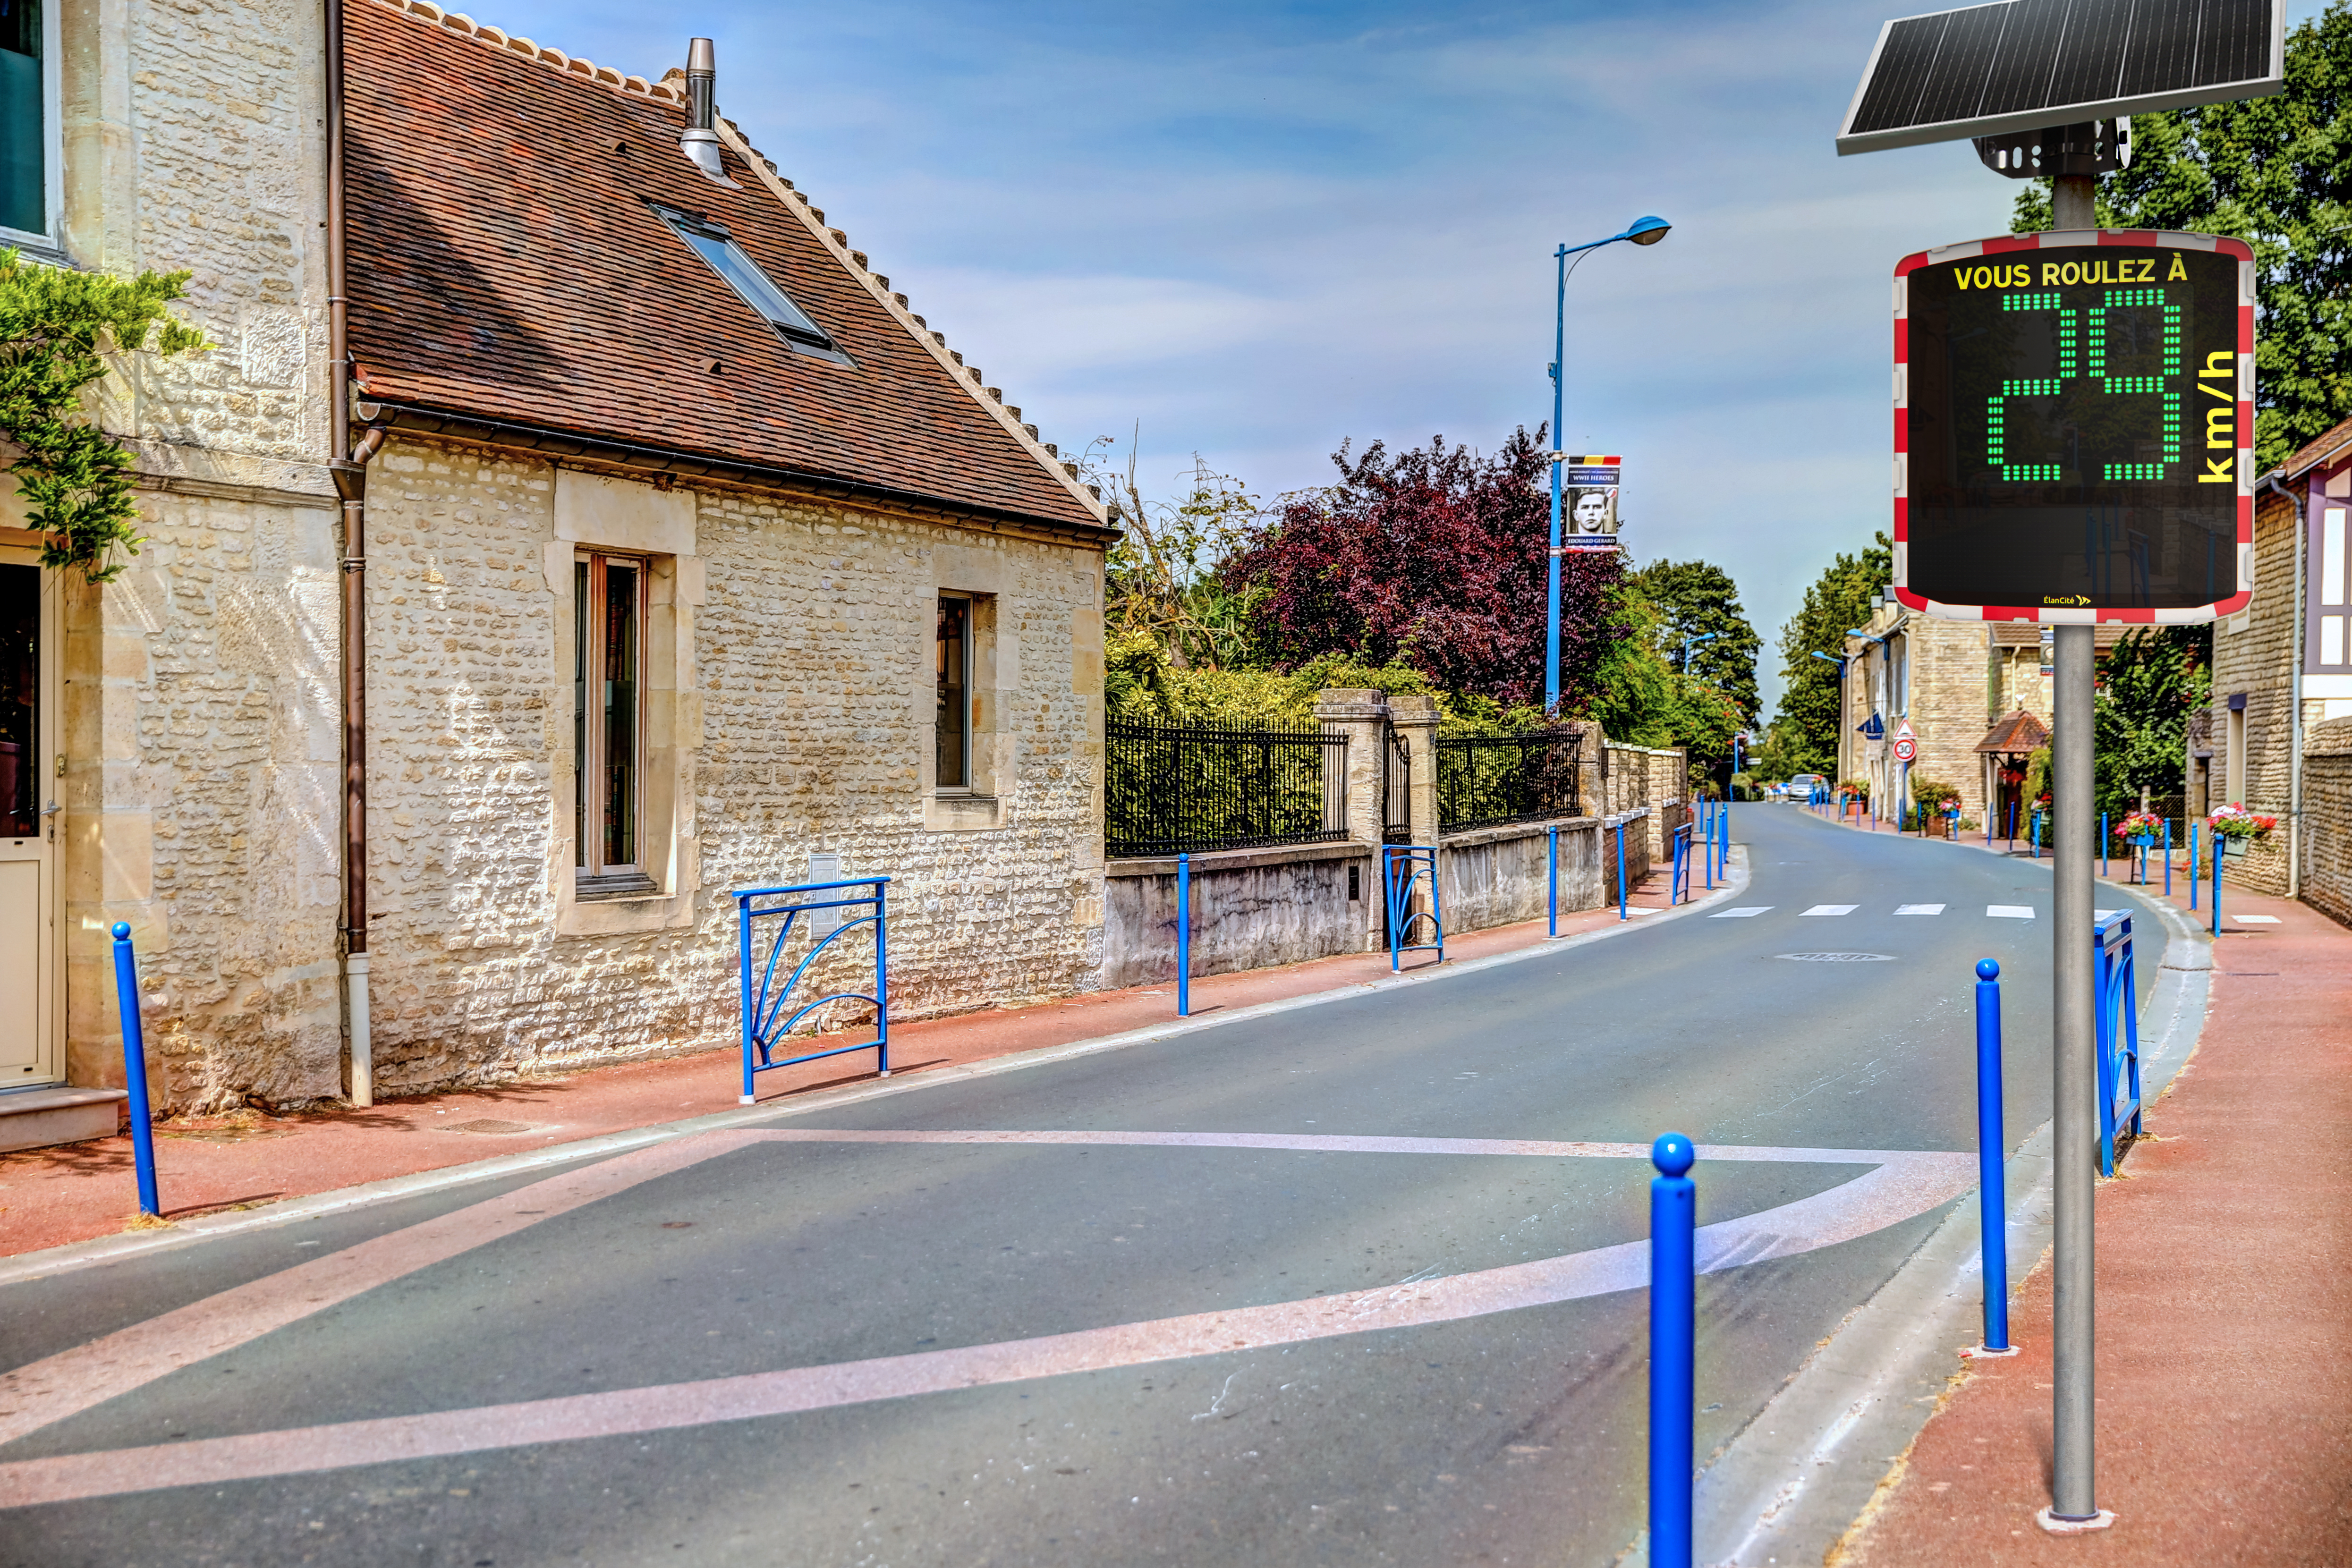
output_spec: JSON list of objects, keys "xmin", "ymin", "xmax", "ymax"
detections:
[
  {"xmin": 1315, "ymin": 688, "xmax": 1390, "ymax": 953},
  {"xmin": 1389, "ymin": 694, "xmax": 1441, "ymax": 846}
]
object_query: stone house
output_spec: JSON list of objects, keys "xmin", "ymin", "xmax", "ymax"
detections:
[
  {"xmin": 0, "ymin": 0, "xmax": 1115, "ymax": 1146},
  {"xmin": 2196, "ymin": 415, "xmax": 2352, "ymax": 898},
  {"xmin": 1837, "ymin": 600, "xmax": 2125, "ymax": 828}
]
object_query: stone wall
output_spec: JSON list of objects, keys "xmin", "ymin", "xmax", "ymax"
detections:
[
  {"xmin": 1601, "ymin": 743, "xmax": 1686, "ymax": 859},
  {"xmin": 1102, "ymin": 843, "xmax": 1370, "ymax": 989},
  {"xmin": 46, "ymin": 487, "xmax": 348, "ymax": 1106},
  {"xmin": 65, "ymin": 0, "xmax": 335, "ymax": 495},
  {"xmin": 1441, "ymin": 818, "xmax": 1597, "ymax": 933},
  {"xmin": 2207, "ymin": 492, "xmax": 2301, "ymax": 895},
  {"xmin": 2302, "ymin": 715, "xmax": 2352, "ymax": 929}
]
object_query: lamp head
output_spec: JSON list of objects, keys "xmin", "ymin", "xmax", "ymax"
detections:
[
  {"xmin": 1811, "ymin": 651, "xmax": 1841, "ymax": 664},
  {"xmin": 1624, "ymin": 215, "xmax": 1671, "ymax": 246}
]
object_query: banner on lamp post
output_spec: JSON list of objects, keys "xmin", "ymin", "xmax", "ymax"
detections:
[{"xmin": 1554, "ymin": 455, "xmax": 1622, "ymax": 554}]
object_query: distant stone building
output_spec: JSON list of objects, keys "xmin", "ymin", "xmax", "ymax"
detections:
[
  {"xmin": 2, "ymin": 0, "xmax": 1117, "ymax": 1142},
  {"xmin": 1836, "ymin": 601, "xmax": 2122, "ymax": 827}
]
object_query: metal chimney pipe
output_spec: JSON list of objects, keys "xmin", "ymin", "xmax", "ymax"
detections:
[
  {"xmin": 686, "ymin": 37, "xmax": 716, "ymax": 129},
  {"xmin": 678, "ymin": 37, "xmax": 738, "ymax": 186}
]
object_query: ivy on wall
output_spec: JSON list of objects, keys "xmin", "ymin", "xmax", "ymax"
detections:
[{"xmin": 0, "ymin": 249, "xmax": 211, "ymax": 582}]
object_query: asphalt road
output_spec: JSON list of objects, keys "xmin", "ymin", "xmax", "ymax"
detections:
[{"xmin": 0, "ymin": 806, "xmax": 2166, "ymax": 1568}]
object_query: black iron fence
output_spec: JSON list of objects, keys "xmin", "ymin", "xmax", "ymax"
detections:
[
  {"xmin": 1437, "ymin": 729, "xmax": 1582, "ymax": 832},
  {"xmin": 1105, "ymin": 720, "xmax": 1349, "ymax": 858}
]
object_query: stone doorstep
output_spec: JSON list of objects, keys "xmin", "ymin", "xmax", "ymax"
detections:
[{"xmin": 0, "ymin": 1086, "xmax": 131, "ymax": 1155}]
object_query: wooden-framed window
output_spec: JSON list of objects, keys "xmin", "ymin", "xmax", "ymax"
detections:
[
  {"xmin": 936, "ymin": 594, "xmax": 970, "ymax": 791},
  {"xmin": 576, "ymin": 552, "xmax": 651, "ymax": 895}
]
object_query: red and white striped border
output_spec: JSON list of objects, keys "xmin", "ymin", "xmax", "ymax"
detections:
[{"xmin": 1891, "ymin": 229, "xmax": 2256, "ymax": 625}]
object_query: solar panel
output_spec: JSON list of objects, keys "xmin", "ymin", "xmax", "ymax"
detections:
[{"xmin": 1837, "ymin": 0, "xmax": 2284, "ymax": 155}]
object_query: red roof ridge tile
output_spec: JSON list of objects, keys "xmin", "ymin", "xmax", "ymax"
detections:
[{"xmin": 361, "ymin": 0, "xmax": 1108, "ymax": 524}]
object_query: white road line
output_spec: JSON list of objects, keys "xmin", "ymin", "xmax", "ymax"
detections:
[
  {"xmin": 1799, "ymin": 905, "xmax": 1858, "ymax": 917},
  {"xmin": 1987, "ymin": 905, "xmax": 2036, "ymax": 919},
  {"xmin": 0, "ymin": 1134, "xmax": 1977, "ymax": 1509},
  {"xmin": 1712, "ymin": 907, "xmax": 1773, "ymax": 918},
  {"xmin": 1894, "ymin": 904, "xmax": 1944, "ymax": 915}
]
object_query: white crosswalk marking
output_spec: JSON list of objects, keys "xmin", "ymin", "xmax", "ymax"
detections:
[
  {"xmin": 1800, "ymin": 904, "xmax": 1859, "ymax": 916},
  {"xmin": 1895, "ymin": 904, "xmax": 1945, "ymax": 915},
  {"xmin": 1987, "ymin": 905, "xmax": 2036, "ymax": 919},
  {"xmin": 1711, "ymin": 907, "xmax": 1772, "ymax": 918}
]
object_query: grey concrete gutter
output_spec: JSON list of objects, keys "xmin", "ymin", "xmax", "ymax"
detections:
[{"xmin": 0, "ymin": 852, "xmax": 1751, "ymax": 1288}]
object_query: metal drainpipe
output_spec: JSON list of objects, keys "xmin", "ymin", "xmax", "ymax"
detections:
[
  {"xmin": 2263, "ymin": 469, "xmax": 2306, "ymax": 898},
  {"xmin": 326, "ymin": 0, "xmax": 379, "ymax": 1106}
]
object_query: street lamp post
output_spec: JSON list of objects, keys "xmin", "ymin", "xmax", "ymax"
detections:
[
  {"xmin": 1810, "ymin": 649, "xmax": 1847, "ymax": 794},
  {"xmin": 1678, "ymin": 630, "xmax": 1718, "ymax": 674},
  {"xmin": 1545, "ymin": 214, "xmax": 1670, "ymax": 718}
]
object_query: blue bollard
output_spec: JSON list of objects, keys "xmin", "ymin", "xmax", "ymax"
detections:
[
  {"xmin": 110, "ymin": 922, "xmax": 160, "ymax": 1218},
  {"xmin": 1176, "ymin": 853, "xmax": 1191, "ymax": 1018},
  {"xmin": 1649, "ymin": 1132, "xmax": 1697, "ymax": 1568},
  {"xmin": 2031, "ymin": 811, "xmax": 2041, "ymax": 859},
  {"xmin": 1618, "ymin": 822, "xmax": 1628, "ymax": 922},
  {"xmin": 2211, "ymin": 835, "xmax": 2223, "ymax": 937},
  {"xmin": 1974, "ymin": 959, "xmax": 2012, "ymax": 1354},
  {"xmin": 2101, "ymin": 812, "xmax": 2109, "ymax": 878},
  {"xmin": 2163, "ymin": 818, "xmax": 2172, "ymax": 897},
  {"xmin": 1547, "ymin": 825, "xmax": 1559, "ymax": 938},
  {"xmin": 2006, "ymin": 800, "xmax": 2016, "ymax": 847}
]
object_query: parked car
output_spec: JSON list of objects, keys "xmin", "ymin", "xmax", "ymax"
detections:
[{"xmin": 1782, "ymin": 773, "xmax": 1826, "ymax": 802}]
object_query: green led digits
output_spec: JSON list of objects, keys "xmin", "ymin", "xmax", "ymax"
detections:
[
  {"xmin": 2088, "ymin": 287, "xmax": 2182, "ymax": 481},
  {"xmin": 1985, "ymin": 284, "xmax": 2186, "ymax": 484},
  {"xmin": 1986, "ymin": 292, "xmax": 2073, "ymax": 482}
]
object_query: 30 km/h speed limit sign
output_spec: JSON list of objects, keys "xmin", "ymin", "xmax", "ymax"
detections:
[
  {"xmin": 1895, "ymin": 230, "xmax": 2254, "ymax": 626},
  {"xmin": 1892, "ymin": 719, "xmax": 1917, "ymax": 764}
]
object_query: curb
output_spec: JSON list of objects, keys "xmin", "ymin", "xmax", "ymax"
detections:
[{"xmin": 0, "ymin": 849, "xmax": 1753, "ymax": 1288}]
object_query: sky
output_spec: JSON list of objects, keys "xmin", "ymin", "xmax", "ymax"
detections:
[{"xmin": 476, "ymin": 0, "xmax": 2327, "ymax": 718}]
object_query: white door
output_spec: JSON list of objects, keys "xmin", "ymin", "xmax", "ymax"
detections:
[{"xmin": 0, "ymin": 552, "xmax": 57, "ymax": 1086}]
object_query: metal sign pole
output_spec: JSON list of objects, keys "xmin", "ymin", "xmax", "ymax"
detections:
[{"xmin": 2045, "ymin": 173, "xmax": 2105, "ymax": 1533}]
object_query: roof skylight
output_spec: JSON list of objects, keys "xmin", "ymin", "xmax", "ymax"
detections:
[{"xmin": 648, "ymin": 202, "xmax": 842, "ymax": 357}]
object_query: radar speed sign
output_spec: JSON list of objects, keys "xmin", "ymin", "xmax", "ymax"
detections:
[{"xmin": 1895, "ymin": 231, "xmax": 2254, "ymax": 624}]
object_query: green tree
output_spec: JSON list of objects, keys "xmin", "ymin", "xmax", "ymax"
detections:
[
  {"xmin": 2008, "ymin": 4, "xmax": 2352, "ymax": 469},
  {"xmin": 1588, "ymin": 581, "xmax": 1744, "ymax": 762},
  {"xmin": 1086, "ymin": 436, "xmax": 1265, "ymax": 671},
  {"xmin": 2094, "ymin": 627, "xmax": 2212, "ymax": 814},
  {"xmin": 1630, "ymin": 557, "xmax": 1761, "ymax": 725},
  {"xmin": 1770, "ymin": 534, "xmax": 1892, "ymax": 776},
  {"xmin": 0, "ymin": 250, "xmax": 210, "ymax": 581}
]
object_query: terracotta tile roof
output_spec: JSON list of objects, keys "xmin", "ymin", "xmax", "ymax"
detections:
[
  {"xmin": 2281, "ymin": 411, "xmax": 2352, "ymax": 481},
  {"xmin": 341, "ymin": 0, "xmax": 1105, "ymax": 534},
  {"xmin": 1975, "ymin": 709, "xmax": 2049, "ymax": 754}
]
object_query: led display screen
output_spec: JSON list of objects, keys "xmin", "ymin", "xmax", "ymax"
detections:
[{"xmin": 1898, "ymin": 236, "xmax": 2250, "ymax": 619}]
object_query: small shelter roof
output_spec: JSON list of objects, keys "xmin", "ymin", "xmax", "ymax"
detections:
[{"xmin": 1975, "ymin": 709, "xmax": 2049, "ymax": 755}]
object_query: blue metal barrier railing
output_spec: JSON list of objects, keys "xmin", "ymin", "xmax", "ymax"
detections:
[
  {"xmin": 1669, "ymin": 820, "xmax": 1692, "ymax": 906},
  {"xmin": 735, "ymin": 877, "xmax": 890, "ymax": 1103},
  {"xmin": 1384, "ymin": 845, "xmax": 1443, "ymax": 970},
  {"xmin": 2092, "ymin": 911, "xmax": 2142, "ymax": 1177}
]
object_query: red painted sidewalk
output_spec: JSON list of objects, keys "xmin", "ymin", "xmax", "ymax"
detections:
[
  {"xmin": 1832, "ymin": 870, "xmax": 2352, "ymax": 1565},
  {"xmin": 0, "ymin": 858, "xmax": 1699, "ymax": 1260}
]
